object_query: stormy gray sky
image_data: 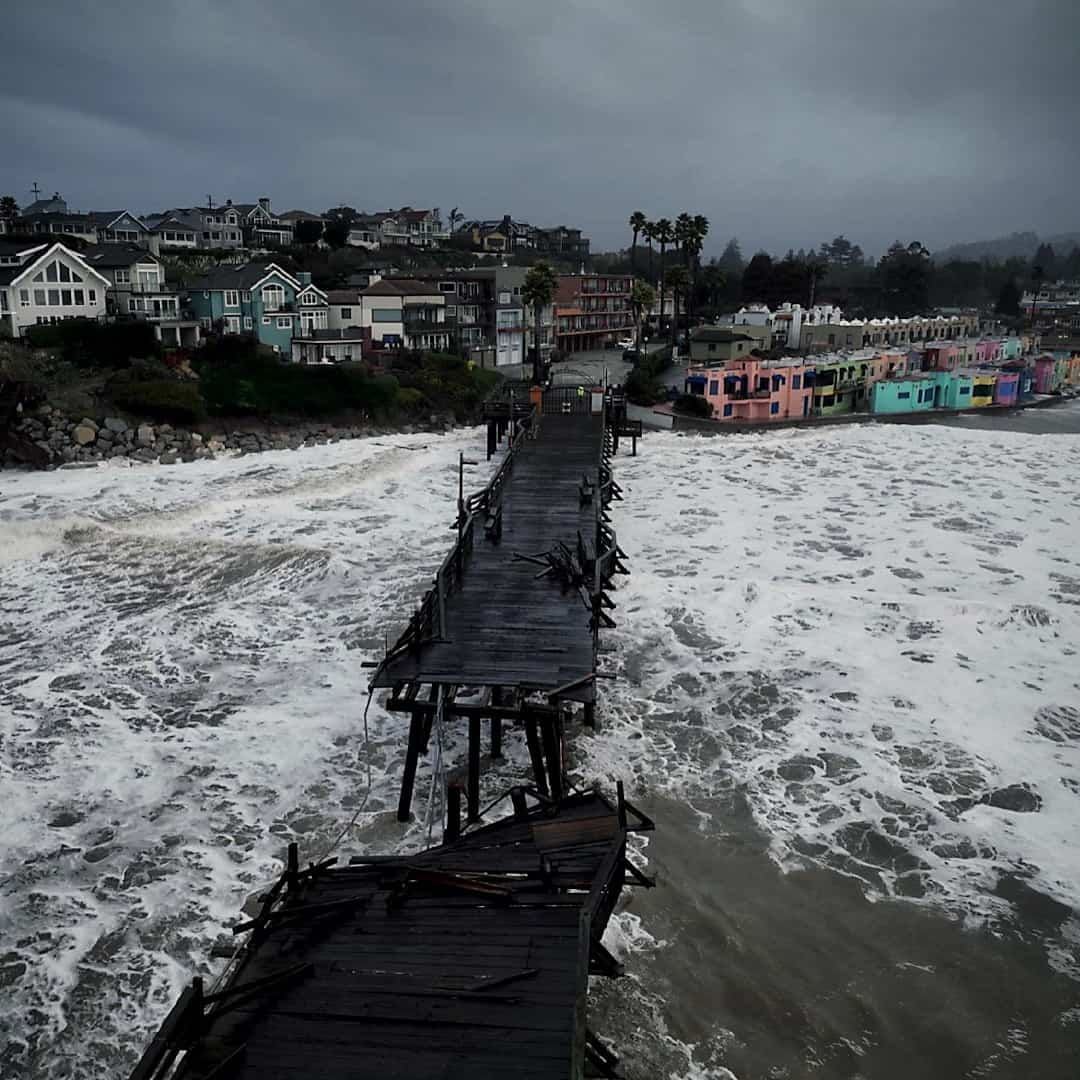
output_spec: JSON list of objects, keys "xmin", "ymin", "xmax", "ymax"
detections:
[{"xmin": 2, "ymin": 0, "xmax": 1076, "ymax": 258}]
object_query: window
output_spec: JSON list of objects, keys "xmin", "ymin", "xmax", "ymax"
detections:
[
  {"xmin": 244, "ymin": 316, "xmax": 253, "ymax": 330},
  {"xmin": 225, "ymin": 316, "xmax": 241, "ymax": 333},
  {"xmin": 439, "ymin": 282, "xmax": 457, "ymax": 293},
  {"xmin": 757, "ymin": 377, "xmax": 769, "ymax": 391},
  {"xmin": 770, "ymin": 402, "xmax": 780, "ymax": 415},
  {"xmin": 88, "ymin": 290, "xmax": 96, "ymax": 304},
  {"xmin": 116, "ymin": 270, "xmax": 130, "ymax": 284},
  {"xmin": 959, "ymin": 386, "xmax": 970, "ymax": 395},
  {"xmin": 47, "ymin": 289, "xmax": 60, "ymax": 305},
  {"xmin": 202, "ymin": 232, "xmax": 211, "ymax": 240},
  {"xmin": 723, "ymin": 404, "xmax": 733, "ymax": 417},
  {"xmin": 792, "ymin": 374, "xmax": 801, "ymax": 389},
  {"xmin": 262, "ymin": 284, "xmax": 284, "ymax": 311},
  {"xmin": 45, "ymin": 262, "xmax": 58, "ymax": 282},
  {"xmin": 224, "ymin": 290, "xmax": 239, "ymax": 307},
  {"xmin": 34, "ymin": 289, "xmax": 46, "ymax": 305},
  {"xmin": 371, "ymin": 308, "xmax": 399, "ymax": 322},
  {"xmin": 707, "ymin": 343, "xmax": 716, "ymax": 353},
  {"xmin": 897, "ymin": 391, "xmax": 911, "ymax": 399},
  {"xmin": 709, "ymin": 380, "xmax": 719, "ymax": 395},
  {"xmin": 262, "ymin": 316, "xmax": 271, "ymax": 325},
  {"xmin": 277, "ymin": 316, "xmax": 292, "ymax": 329},
  {"xmin": 822, "ymin": 394, "xmax": 835, "ymax": 406},
  {"xmin": 340, "ymin": 307, "xmax": 352, "ymax": 319},
  {"xmin": 19, "ymin": 289, "xmax": 30, "ymax": 307},
  {"xmin": 499, "ymin": 291, "xmax": 511, "ymax": 304}
]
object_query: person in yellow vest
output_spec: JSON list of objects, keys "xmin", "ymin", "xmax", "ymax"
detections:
[{"xmin": 577, "ymin": 385, "xmax": 585, "ymax": 400}]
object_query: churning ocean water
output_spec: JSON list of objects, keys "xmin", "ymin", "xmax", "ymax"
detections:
[{"xmin": 1, "ymin": 418, "xmax": 1079, "ymax": 1079}]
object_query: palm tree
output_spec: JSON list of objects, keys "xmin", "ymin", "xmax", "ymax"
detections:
[
  {"xmin": 701, "ymin": 264, "xmax": 727, "ymax": 311},
  {"xmin": 629, "ymin": 280, "xmax": 656, "ymax": 353},
  {"xmin": 666, "ymin": 266, "xmax": 690, "ymax": 351},
  {"xmin": 643, "ymin": 220, "xmax": 657, "ymax": 284},
  {"xmin": 653, "ymin": 219, "xmax": 675, "ymax": 334},
  {"xmin": 683, "ymin": 214, "xmax": 709, "ymax": 323},
  {"xmin": 628, "ymin": 211, "xmax": 646, "ymax": 276},
  {"xmin": 675, "ymin": 213, "xmax": 694, "ymax": 269},
  {"xmin": 522, "ymin": 261, "xmax": 559, "ymax": 385},
  {"xmin": 0, "ymin": 195, "xmax": 18, "ymax": 228}
]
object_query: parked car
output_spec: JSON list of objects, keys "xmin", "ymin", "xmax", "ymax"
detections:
[{"xmin": 616, "ymin": 337, "xmax": 635, "ymax": 350}]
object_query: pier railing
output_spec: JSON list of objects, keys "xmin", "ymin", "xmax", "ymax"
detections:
[{"xmin": 378, "ymin": 406, "xmax": 538, "ymax": 666}]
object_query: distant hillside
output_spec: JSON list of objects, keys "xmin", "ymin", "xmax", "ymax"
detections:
[{"xmin": 935, "ymin": 230, "xmax": 1080, "ymax": 263}]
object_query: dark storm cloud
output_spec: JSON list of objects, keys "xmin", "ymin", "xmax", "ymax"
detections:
[{"xmin": 2, "ymin": 0, "xmax": 1077, "ymax": 256}]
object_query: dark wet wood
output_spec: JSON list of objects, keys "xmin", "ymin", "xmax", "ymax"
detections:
[
  {"xmin": 143, "ymin": 791, "xmax": 645, "ymax": 1080},
  {"xmin": 371, "ymin": 414, "xmax": 606, "ymax": 695}
]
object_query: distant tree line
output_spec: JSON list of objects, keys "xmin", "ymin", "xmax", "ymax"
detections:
[{"xmin": 604, "ymin": 220, "xmax": 1080, "ymax": 320}]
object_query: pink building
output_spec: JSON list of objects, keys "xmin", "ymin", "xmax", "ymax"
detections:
[
  {"xmin": 685, "ymin": 357, "xmax": 815, "ymax": 422},
  {"xmin": 1034, "ymin": 355, "xmax": 1060, "ymax": 394},
  {"xmin": 924, "ymin": 342, "xmax": 961, "ymax": 372},
  {"xmin": 862, "ymin": 348, "xmax": 914, "ymax": 392},
  {"xmin": 974, "ymin": 339, "xmax": 1003, "ymax": 366}
]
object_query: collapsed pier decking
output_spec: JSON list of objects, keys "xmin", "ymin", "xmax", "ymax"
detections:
[
  {"xmin": 369, "ymin": 390, "xmax": 638, "ymax": 822},
  {"xmin": 130, "ymin": 788, "xmax": 655, "ymax": 1080}
]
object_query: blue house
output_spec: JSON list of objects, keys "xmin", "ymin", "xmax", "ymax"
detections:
[
  {"xmin": 183, "ymin": 262, "xmax": 328, "ymax": 353},
  {"xmin": 871, "ymin": 374, "xmax": 939, "ymax": 414}
]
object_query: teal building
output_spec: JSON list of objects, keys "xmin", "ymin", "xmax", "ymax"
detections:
[{"xmin": 183, "ymin": 262, "xmax": 328, "ymax": 354}]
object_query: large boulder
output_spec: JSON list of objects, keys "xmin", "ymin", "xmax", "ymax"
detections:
[
  {"xmin": 136, "ymin": 424, "xmax": 155, "ymax": 447},
  {"xmin": 103, "ymin": 417, "xmax": 128, "ymax": 434},
  {"xmin": 73, "ymin": 424, "xmax": 97, "ymax": 446}
]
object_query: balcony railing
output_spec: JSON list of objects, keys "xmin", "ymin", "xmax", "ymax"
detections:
[{"xmin": 127, "ymin": 280, "xmax": 174, "ymax": 294}]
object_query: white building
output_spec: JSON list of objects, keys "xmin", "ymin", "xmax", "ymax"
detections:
[
  {"xmin": 0, "ymin": 241, "xmax": 110, "ymax": 338},
  {"xmin": 328, "ymin": 278, "xmax": 451, "ymax": 351}
]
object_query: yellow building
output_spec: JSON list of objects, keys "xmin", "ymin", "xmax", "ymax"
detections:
[{"xmin": 970, "ymin": 371, "xmax": 996, "ymax": 407}]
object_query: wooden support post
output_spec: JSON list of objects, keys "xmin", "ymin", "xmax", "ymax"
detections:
[
  {"xmin": 467, "ymin": 714, "xmax": 481, "ymax": 822},
  {"xmin": 524, "ymin": 714, "xmax": 548, "ymax": 796},
  {"xmin": 491, "ymin": 714, "xmax": 503, "ymax": 759},
  {"xmin": 541, "ymin": 713, "xmax": 563, "ymax": 801},
  {"xmin": 511, "ymin": 787, "xmax": 529, "ymax": 818},
  {"xmin": 286, "ymin": 842, "xmax": 299, "ymax": 892},
  {"xmin": 446, "ymin": 783, "xmax": 462, "ymax": 843},
  {"xmin": 617, "ymin": 780, "xmax": 627, "ymax": 830},
  {"xmin": 632, "ymin": 433, "xmax": 637, "ymax": 456},
  {"xmin": 397, "ymin": 712, "xmax": 425, "ymax": 822},
  {"xmin": 584, "ymin": 701, "xmax": 596, "ymax": 729},
  {"xmin": 486, "ymin": 420, "xmax": 497, "ymax": 460}
]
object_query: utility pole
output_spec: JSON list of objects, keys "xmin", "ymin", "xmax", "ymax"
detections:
[{"xmin": 30, "ymin": 182, "xmax": 41, "ymax": 202}]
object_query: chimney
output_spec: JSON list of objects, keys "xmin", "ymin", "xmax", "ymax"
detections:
[
  {"xmin": 258, "ymin": 197, "xmax": 271, "ymax": 212},
  {"xmin": 297, "ymin": 271, "xmax": 312, "ymax": 286},
  {"xmin": 226, "ymin": 198, "xmax": 233, "ymax": 206}
]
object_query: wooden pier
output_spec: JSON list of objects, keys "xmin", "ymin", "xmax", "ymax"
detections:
[
  {"xmin": 130, "ymin": 787, "xmax": 655, "ymax": 1080},
  {"xmin": 369, "ymin": 390, "xmax": 638, "ymax": 823}
]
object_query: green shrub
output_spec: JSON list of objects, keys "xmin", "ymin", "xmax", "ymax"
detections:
[
  {"xmin": 625, "ymin": 367, "xmax": 664, "ymax": 406},
  {"xmin": 24, "ymin": 319, "xmax": 159, "ymax": 368},
  {"xmin": 108, "ymin": 378, "xmax": 206, "ymax": 424},
  {"xmin": 673, "ymin": 393, "xmax": 713, "ymax": 418}
]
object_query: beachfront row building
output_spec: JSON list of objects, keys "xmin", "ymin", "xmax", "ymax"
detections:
[{"xmin": 684, "ymin": 339, "xmax": 1078, "ymax": 423}]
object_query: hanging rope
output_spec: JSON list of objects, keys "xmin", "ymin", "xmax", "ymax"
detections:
[{"xmin": 423, "ymin": 685, "xmax": 447, "ymax": 846}]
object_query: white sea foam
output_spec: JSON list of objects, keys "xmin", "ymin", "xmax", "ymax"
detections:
[
  {"xmin": 0, "ymin": 432, "xmax": 505, "ymax": 1077},
  {"xmin": 3, "ymin": 419, "xmax": 1079, "ymax": 1077},
  {"xmin": 589, "ymin": 423, "xmax": 1080, "ymax": 931}
]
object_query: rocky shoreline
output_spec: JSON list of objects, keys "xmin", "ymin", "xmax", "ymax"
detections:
[{"xmin": 2, "ymin": 409, "xmax": 458, "ymax": 469}]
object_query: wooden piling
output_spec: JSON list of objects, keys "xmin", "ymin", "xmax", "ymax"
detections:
[
  {"xmin": 467, "ymin": 715, "xmax": 481, "ymax": 821},
  {"xmin": 397, "ymin": 713, "xmax": 425, "ymax": 822}
]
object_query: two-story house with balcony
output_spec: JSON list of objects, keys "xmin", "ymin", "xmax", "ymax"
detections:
[
  {"xmin": 534, "ymin": 225, "xmax": 590, "ymax": 260},
  {"xmin": 143, "ymin": 211, "xmax": 201, "ymax": 252},
  {"xmin": 86, "ymin": 211, "xmax": 153, "ymax": 248},
  {"xmin": 183, "ymin": 263, "xmax": 322, "ymax": 352},
  {"xmin": 81, "ymin": 244, "xmax": 201, "ymax": 348},
  {"xmin": 0, "ymin": 241, "xmax": 109, "ymax": 338},
  {"xmin": 330, "ymin": 279, "xmax": 451, "ymax": 352},
  {"xmin": 232, "ymin": 199, "xmax": 294, "ymax": 247}
]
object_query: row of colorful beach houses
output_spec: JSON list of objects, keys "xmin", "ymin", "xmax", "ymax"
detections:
[{"xmin": 683, "ymin": 337, "xmax": 1079, "ymax": 424}]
